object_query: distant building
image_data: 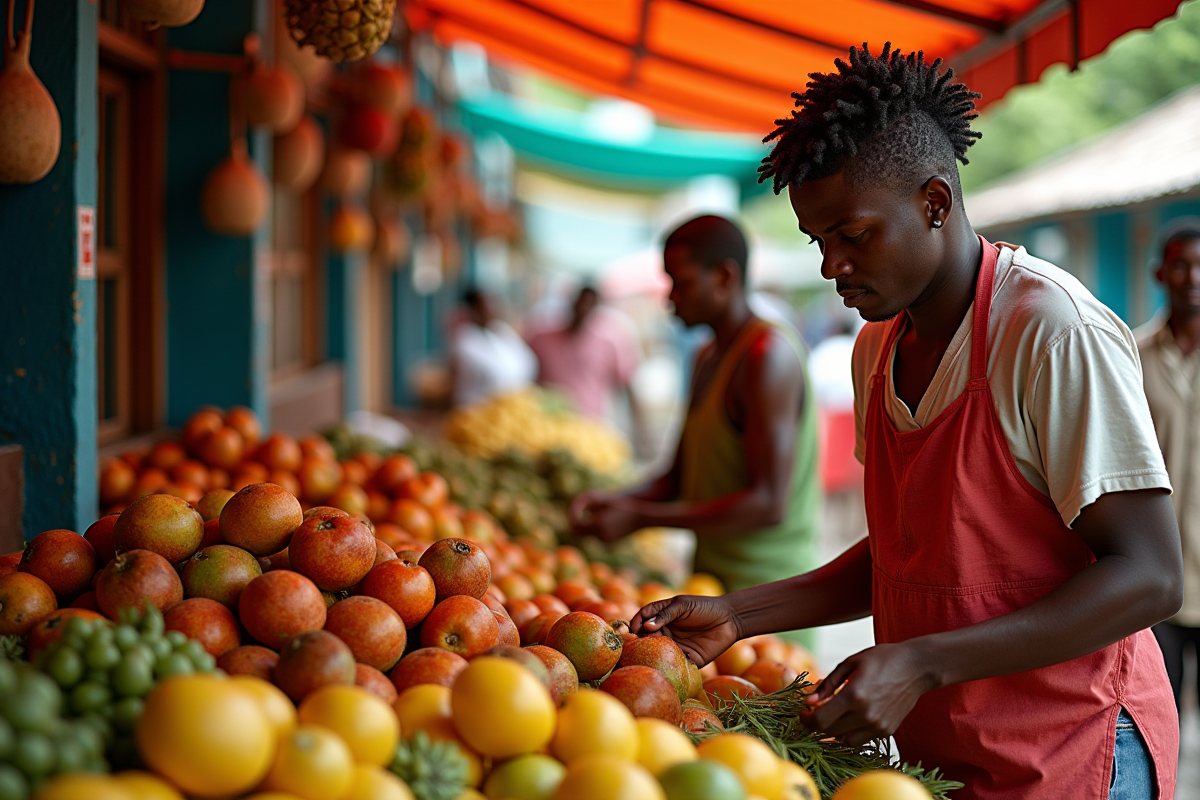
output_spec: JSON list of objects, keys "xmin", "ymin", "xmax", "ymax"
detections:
[{"xmin": 966, "ymin": 85, "xmax": 1200, "ymax": 327}]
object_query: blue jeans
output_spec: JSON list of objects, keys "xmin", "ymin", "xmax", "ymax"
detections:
[{"xmin": 1110, "ymin": 709, "xmax": 1155, "ymax": 800}]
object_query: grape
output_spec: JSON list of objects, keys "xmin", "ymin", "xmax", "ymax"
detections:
[
  {"xmin": 111, "ymin": 653, "xmax": 154, "ymax": 698},
  {"xmin": 164, "ymin": 630, "xmax": 188, "ymax": 649},
  {"xmin": 192, "ymin": 651, "xmax": 217, "ymax": 672},
  {"xmin": 110, "ymin": 697, "xmax": 144, "ymax": 734},
  {"xmin": 113, "ymin": 625, "xmax": 141, "ymax": 652},
  {"xmin": 180, "ymin": 639, "xmax": 208, "ymax": 663},
  {"xmin": 155, "ymin": 652, "xmax": 194, "ymax": 679},
  {"xmin": 138, "ymin": 609, "xmax": 165, "ymax": 638},
  {"xmin": 126, "ymin": 642, "xmax": 154, "ymax": 665},
  {"xmin": 84, "ymin": 640, "xmax": 121, "ymax": 672},
  {"xmin": 61, "ymin": 617, "xmax": 94, "ymax": 641},
  {"xmin": 10, "ymin": 733, "xmax": 54, "ymax": 778},
  {"xmin": 51, "ymin": 736, "xmax": 86, "ymax": 774},
  {"xmin": 0, "ymin": 764, "xmax": 27, "ymax": 800},
  {"xmin": 69, "ymin": 682, "xmax": 111, "ymax": 716},
  {"xmin": 0, "ymin": 720, "xmax": 12, "ymax": 760},
  {"xmin": 0, "ymin": 662, "xmax": 14, "ymax": 696},
  {"xmin": 45, "ymin": 647, "xmax": 84, "ymax": 689},
  {"xmin": 71, "ymin": 722, "xmax": 103, "ymax": 757},
  {"xmin": 149, "ymin": 637, "xmax": 172, "ymax": 661}
]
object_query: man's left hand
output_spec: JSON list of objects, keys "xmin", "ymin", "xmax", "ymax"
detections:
[{"xmin": 801, "ymin": 641, "xmax": 937, "ymax": 747}]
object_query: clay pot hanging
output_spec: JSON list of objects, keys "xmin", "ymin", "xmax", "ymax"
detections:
[
  {"xmin": 318, "ymin": 146, "xmax": 371, "ymax": 198},
  {"xmin": 121, "ymin": 0, "xmax": 205, "ymax": 28},
  {"xmin": 328, "ymin": 204, "xmax": 374, "ymax": 253},
  {"xmin": 0, "ymin": 0, "xmax": 60, "ymax": 184},
  {"xmin": 243, "ymin": 63, "xmax": 304, "ymax": 133},
  {"xmin": 201, "ymin": 139, "xmax": 269, "ymax": 236},
  {"xmin": 274, "ymin": 115, "xmax": 324, "ymax": 191}
]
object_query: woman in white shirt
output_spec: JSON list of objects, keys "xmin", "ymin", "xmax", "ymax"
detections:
[{"xmin": 450, "ymin": 289, "xmax": 537, "ymax": 407}]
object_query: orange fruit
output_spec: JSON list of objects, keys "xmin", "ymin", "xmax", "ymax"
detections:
[
  {"xmin": 230, "ymin": 675, "xmax": 297, "ymax": 739},
  {"xmin": 449, "ymin": 656, "xmax": 555, "ymax": 759},
  {"xmin": 780, "ymin": 761, "xmax": 820, "ymax": 800},
  {"xmin": 298, "ymin": 684, "xmax": 400, "ymax": 767},
  {"xmin": 683, "ymin": 573, "xmax": 724, "ymax": 597},
  {"xmin": 551, "ymin": 754, "xmax": 664, "ymax": 800},
  {"xmin": 33, "ymin": 775, "xmax": 133, "ymax": 800},
  {"xmin": 260, "ymin": 724, "xmax": 355, "ymax": 800},
  {"xmin": 393, "ymin": 684, "xmax": 456, "ymax": 740},
  {"xmin": 344, "ymin": 764, "xmax": 416, "ymax": 800},
  {"xmin": 696, "ymin": 733, "xmax": 783, "ymax": 800},
  {"xmin": 111, "ymin": 771, "xmax": 185, "ymax": 800},
  {"xmin": 634, "ymin": 718, "xmax": 697, "ymax": 776},
  {"xmin": 551, "ymin": 688, "xmax": 637, "ymax": 763},
  {"xmin": 136, "ymin": 673, "xmax": 274, "ymax": 798},
  {"xmin": 830, "ymin": 770, "xmax": 933, "ymax": 799},
  {"xmin": 714, "ymin": 641, "xmax": 757, "ymax": 676}
]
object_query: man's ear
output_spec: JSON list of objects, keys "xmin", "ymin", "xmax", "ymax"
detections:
[
  {"xmin": 923, "ymin": 175, "xmax": 955, "ymax": 227},
  {"xmin": 718, "ymin": 258, "xmax": 742, "ymax": 291},
  {"xmin": 1155, "ymin": 263, "xmax": 1165, "ymax": 285}
]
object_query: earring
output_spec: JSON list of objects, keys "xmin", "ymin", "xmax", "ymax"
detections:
[{"xmin": 932, "ymin": 219, "xmax": 943, "ymax": 228}]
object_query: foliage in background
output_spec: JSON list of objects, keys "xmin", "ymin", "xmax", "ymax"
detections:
[{"xmin": 960, "ymin": 0, "xmax": 1200, "ymax": 190}]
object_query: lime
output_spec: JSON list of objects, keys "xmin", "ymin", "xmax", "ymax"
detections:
[
  {"xmin": 111, "ymin": 697, "xmax": 144, "ymax": 733},
  {"xmin": 483, "ymin": 753, "xmax": 566, "ymax": 800},
  {"xmin": 0, "ymin": 764, "xmax": 28, "ymax": 800},
  {"xmin": 659, "ymin": 760, "xmax": 747, "ymax": 800},
  {"xmin": 113, "ymin": 625, "xmax": 141, "ymax": 652},
  {"xmin": 85, "ymin": 640, "xmax": 122, "ymax": 671},
  {"xmin": 11, "ymin": 731, "xmax": 56, "ymax": 778},
  {"xmin": 69, "ymin": 681, "xmax": 112, "ymax": 716},
  {"xmin": 164, "ymin": 630, "xmax": 188, "ymax": 648},
  {"xmin": 154, "ymin": 652, "xmax": 194, "ymax": 679},
  {"xmin": 45, "ymin": 647, "xmax": 84, "ymax": 688},
  {"xmin": 112, "ymin": 653, "xmax": 154, "ymax": 698}
]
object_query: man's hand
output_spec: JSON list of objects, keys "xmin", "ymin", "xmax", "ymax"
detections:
[
  {"xmin": 630, "ymin": 595, "xmax": 743, "ymax": 667},
  {"xmin": 802, "ymin": 641, "xmax": 937, "ymax": 747}
]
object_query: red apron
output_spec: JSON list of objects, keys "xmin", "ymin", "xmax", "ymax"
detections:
[{"xmin": 863, "ymin": 237, "xmax": 1178, "ymax": 799}]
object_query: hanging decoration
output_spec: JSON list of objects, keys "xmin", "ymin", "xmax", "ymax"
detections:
[
  {"xmin": 0, "ymin": 0, "xmax": 60, "ymax": 184},
  {"xmin": 274, "ymin": 115, "xmax": 325, "ymax": 191},
  {"xmin": 283, "ymin": 0, "xmax": 396, "ymax": 63},
  {"xmin": 121, "ymin": 0, "xmax": 205, "ymax": 28}
]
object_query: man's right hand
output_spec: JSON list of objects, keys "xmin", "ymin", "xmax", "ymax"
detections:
[{"xmin": 630, "ymin": 595, "xmax": 742, "ymax": 667}]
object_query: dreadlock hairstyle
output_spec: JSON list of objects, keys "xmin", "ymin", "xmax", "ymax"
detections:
[{"xmin": 759, "ymin": 43, "xmax": 982, "ymax": 197}]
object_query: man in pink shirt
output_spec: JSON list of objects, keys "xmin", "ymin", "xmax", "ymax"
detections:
[{"xmin": 528, "ymin": 286, "xmax": 640, "ymax": 424}]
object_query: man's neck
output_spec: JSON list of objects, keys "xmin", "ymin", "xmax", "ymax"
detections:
[
  {"xmin": 903, "ymin": 227, "xmax": 983, "ymax": 349},
  {"xmin": 709, "ymin": 299, "xmax": 754, "ymax": 351},
  {"xmin": 1167, "ymin": 309, "xmax": 1200, "ymax": 356}
]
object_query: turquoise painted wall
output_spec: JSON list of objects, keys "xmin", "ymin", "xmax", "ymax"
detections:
[
  {"xmin": 164, "ymin": 2, "xmax": 270, "ymax": 427},
  {"xmin": 0, "ymin": 1, "xmax": 99, "ymax": 536},
  {"xmin": 1094, "ymin": 213, "xmax": 1130, "ymax": 321},
  {"xmin": 326, "ymin": 249, "xmax": 364, "ymax": 415}
]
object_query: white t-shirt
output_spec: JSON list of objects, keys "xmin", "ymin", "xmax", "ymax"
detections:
[
  {"xmin": 852, "ymin": 244, "xmax": 1171, "ymax": 527},
  {"xmin": 451, "ymin": 321, "xmax": 537, "ymax": 407}
]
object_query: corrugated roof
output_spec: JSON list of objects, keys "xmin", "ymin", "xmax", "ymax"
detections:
[{"xmin": 966, "ymin": 85, "xmax": 1200, "ymax": 228}]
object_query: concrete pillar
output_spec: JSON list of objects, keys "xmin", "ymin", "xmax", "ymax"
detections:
[{"xmin": 0, "ymin": 0, "xmax": 99, "ymax": 536}]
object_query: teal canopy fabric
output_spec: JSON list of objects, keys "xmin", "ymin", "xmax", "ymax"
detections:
[{"xmin": 455, "ymin": 92, "xmax": 769, "ymax": 194}]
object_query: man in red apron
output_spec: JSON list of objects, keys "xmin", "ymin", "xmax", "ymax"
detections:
[{"xmin": 633, "ymin": 44, "xmax": 1182, "ymax": 799}]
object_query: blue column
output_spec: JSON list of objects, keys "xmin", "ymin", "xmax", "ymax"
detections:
[
  {"xmin": 0, "ymin": 1, "xmax": 99, "ymax": 536},
  {"xmin": 164, "ymin": 2, "xmax": 270, "ymax": 426},
  {"xmin": 1094, "ymin": 213, "xmax": 1129, "ymax": 322},
  {"xmin": 326, "ymin": 251, "xmax": 365, "ymax": 415}
]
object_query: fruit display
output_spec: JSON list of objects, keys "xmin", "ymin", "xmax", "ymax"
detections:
[{"xmin": 442, "ymin": 388, "xmax": 632, "ymax": 474}]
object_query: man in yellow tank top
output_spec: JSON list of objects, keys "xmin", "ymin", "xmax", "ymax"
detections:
[{"xmin": 570, "ymin": 215, "xmax": 822, "ymax": 645}]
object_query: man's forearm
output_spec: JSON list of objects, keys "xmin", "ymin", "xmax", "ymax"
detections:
[
  {"xmin": 616, "ymin": 488, "xmax": 780, "ymax": 536},
  {"xmin": 722, "ymin": 538, "xmax": 874, "ymax": 637}
]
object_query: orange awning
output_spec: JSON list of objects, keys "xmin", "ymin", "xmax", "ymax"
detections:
[{"xmin": 406, "ymin": 0, "xmax": 1186, "ymax": 132}]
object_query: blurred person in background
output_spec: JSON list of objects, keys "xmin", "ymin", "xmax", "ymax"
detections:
[
  {"xmin": 1137, "ymin": 219, "xmax": 1200, "ymax": 718},
  {"xmin": 570, "ymin": 214, "xmax": 821, "ymax": 646},
  {"xmin": 527, "ymin": 285, "xmax": 643, "ymax": 430},
  {"xmin": 449, "ymin": 288, "xmax": 537, "ymax": 407}
]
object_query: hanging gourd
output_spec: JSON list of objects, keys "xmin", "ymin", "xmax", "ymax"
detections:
[
  {"xmin": 274, "ymin": 115, "xmax": 324, "ymax": 191},
  {"xmin": 244, "ymin": 62, "xmax": 304, "ymax": 133},
  {"xmin": 201, "ymin": 138, "xmax": 269, "ymax": 235},
  {"xmin": 0, "ymin": 0, "xmax": 60, "ymax": 184},
  {"xmin": 284, "ymin": 0, "xmax": 396, "ymax": 63},
  {"xmin": 318, "ymin": 146, "xmax": 371, "ymax": 198},
  {"xmin": 120, "ymin": 0, "xmax": 205, "ymax": 28},
  {"xmin": 328, "ymin": 203, "xmax": 374, "ymax": 253}
]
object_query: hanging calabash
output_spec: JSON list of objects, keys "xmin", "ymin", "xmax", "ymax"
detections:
[
  {"xmin": 328, "ymin": 204, "xmax": 374, "ymax": 253},
  {"xmin": 318, "ymin": 146, "xmax": 371, "ymax": 197},
  {"xmin": 355, "ymin": 62, "xmax": 411, "ymax": 115},
  {"xmin": 0, "ymin": 0, "xmax": 61, "ymax": 184},
  {"xmin": 370, "ymin": 215, "xmax": 410, "ymax": 266},
  {"xmin": 200, "ymin": 140, "xmax": 269, "ymax": 236},
  {"xmin": 244, "ymin": 63, "xmax": 304, "ymax": 133},
  {"xmin": 121, "ymin": 0, "xmax": 205, "ymax": 28},
  {"xmin": 273, "ymin": 115, "xmax": 324, "ymax": 191},
  {"xmin": 337, "ymin": 103, "xmax": 398, "ymax": 156}
]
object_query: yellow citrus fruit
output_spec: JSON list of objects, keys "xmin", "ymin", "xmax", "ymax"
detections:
[
  {"xmin": 780, "ymin": 760, "xmax": 820, "ymax": 800},
  {"xmin": 683, "ymin": 573, "xmax": 725, "ymax": 597},
  {"xmin": 112, "ymin": 771, "xmax": 185, "ymax": 800},
  {"xmin": 136, "ymin": 673, "xmax": 274, "ymax": 798},
  {"xmin": 299, "ymin": 684, "xmax": 400, "ymax": 767},
  {"xmin": 446, "ymin": 731, "xmax": 485, "ymax": 788},
  {"xmin": 551, "ymin": 688, "xmax": 637, "ymax": 763},
  {"xmin": 393, "ymin": 684, "xmax": 457, "ymax": 740},
  {"xmin": 697, "ymin": 733, "xmax": 783, "ymax": 800},
  {"xmin": 34, "ymin": 775, "xmax": 133, "ymax": 800},
  {"xmin": 831, "ymin": 770, "xmax": 933, "ymax": 799},
  {"xmin": 260, "ymin": 723, "xmax": 355, "ymax": 800},
  {"xmin": 483, "ymin": 753, "xmax": 566, "ymax": 800},
  {"xmin": 456, "ymin": 791, "xmax": 486, "ymax": 800},
  {"xmin": 344, "ymin": 764, "xmax": 416, "ymax": 800},
  {"xmin": 552, "ymin": 754, "xmax": 665, "ymax": 800},
  {"xmin": 450, "ymin": 656, "xmax": 556, "ymax": 759},
  {"xmin": 231, "ymin": 675, "xmax": 298, "ymax": 739},
  {"xmin": 635, "ymin": 718, "xmax": 697, "ymax": 776},
  {"xmin": 242, "ymin": 795, "xmax": 306, "ymax": 800}
]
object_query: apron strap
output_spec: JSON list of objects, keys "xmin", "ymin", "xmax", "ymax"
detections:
[{"xmin": 970, "ymin": 236, "xmax": 1000, "ymax": 381}]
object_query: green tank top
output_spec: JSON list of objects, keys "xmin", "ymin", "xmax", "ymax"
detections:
[{"xmin": 678, "ymin": 318, "xmax": 821, "ymax": 647}]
